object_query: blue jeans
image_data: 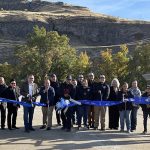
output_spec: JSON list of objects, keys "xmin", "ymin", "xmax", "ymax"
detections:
[
  {"xmin": 23, "ymin": 107, "xmax": 34, "ymax": 130},
  {"xmin": 119, "ymin": 110, "xmax": 131, "ymax": 131},
  {"xmin": 77, "ymin": 105, "xmax": 88, "ymax": 126}
]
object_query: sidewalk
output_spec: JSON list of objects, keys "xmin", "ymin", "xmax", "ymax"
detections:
[{"xmin": 0, "ymin": 107, "xmax": 150, "ymax": 150}]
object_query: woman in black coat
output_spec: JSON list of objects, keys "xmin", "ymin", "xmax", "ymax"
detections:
[{"xmin": 108, "ymin": 78, "xmax": 120, "ymax": 130}]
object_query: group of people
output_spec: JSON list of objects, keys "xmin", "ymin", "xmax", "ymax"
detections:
[{"xmin": 0, "ymin": 73, "xmax": 150, "ymax": 134}]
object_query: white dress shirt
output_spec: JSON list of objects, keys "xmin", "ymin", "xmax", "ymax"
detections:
[{"xmin": 29, "ymin": 83, "xmax": 33, "ymax": 96}]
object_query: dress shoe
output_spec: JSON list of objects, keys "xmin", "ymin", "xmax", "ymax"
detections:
[
  {"xmin": 8, "ymin": 128, "xmax": 13, "ymax": 130},
  {"xmin": 90, "ymin": 124, "xmax": 94, "ymax": 128},
  {"xmin": 66, "ymin": 129, "xmax": 71, "ymax": 132},
  {"xmin": 46, "ymin": 127, "xmax": 51, "ymax": 130},
  {"xmin": 24, "ymin": 129, "xmax": 30, "ymax": 133},
  {"xmin": 29, "ymin": 128, "xmax": 35, "ymax": 131},
  {"xmin": 40, "ymin": 125, "xmax": 46, "ymax": 129},
  {"xmin": 1, "ymin": 127, "xmax": 5, "ymax": 130},
  {"xmin": 113, "ymin": 127, "xmax": 118, "ymax": 130},
  {"xmin": 100, "ymin": 128, "xmax": 105, "ymax": 131},
  {"xmin": 61, "ymin": 127, "xmax": 66, "ymax": 130},
  {"xmin": 12, "ymin": 126, "xmax": 20, "ymax": 129}
]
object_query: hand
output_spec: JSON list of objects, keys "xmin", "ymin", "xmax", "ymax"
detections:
[{"xmin": 123, "ymin": 98, "xmax": 128, "ymax": 102}]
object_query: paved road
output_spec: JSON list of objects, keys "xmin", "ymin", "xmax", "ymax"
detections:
[{"xmin": 0, "ymin": 107, "xmax": 150, "ymax": 150}]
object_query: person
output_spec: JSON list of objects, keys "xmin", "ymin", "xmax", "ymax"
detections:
[
  {"xmin": 87, "ymin": 72, "xmax": 96, "ymax": 128},
  {"xmin": 20, "ymin": 74, "xmax": 38, "ymax": 132},
  {"xmin": 129, "ymin": 80, "xmax": 141, "ymax": 132},
  {"xmin": 39, "ymin": 79, "xmax": 55, "ymax": 130},
  {"xmin": 76, "ymin": 79, "xmax": 91, "ymax": 130},
  {"xmin": 72, "ymin": 79, "xmax": 77, "ymax": 87},
  {"xmin": 77, "ymin": 74, "xmax": 84, "ymax": 87},
  {"xmin": 93, "ymin": 75, "xmax": 110, "ymax": 130},
  {"xmin": 108, "ymin": 78, "xmax": 120, "ymax": 130},
  {"xmin": 118, "ymin": 82, "xmax": 133, "ymax": 133},
  {"xmin": 50, "ymin": 74, "xmax": 61, "ymax": 126},
  {"xmin": 2, "ymin": 79, "xmax": 20, "ymax": 130},
  {"xmin": 140, "ymin": 85, "xmax": 150, "ymax": 134},
  {"xmin": 0, "ymin": 77, "xmax": 7, "ymax": 130},
  {"xmin": 59, "ymin": 75, "xmax": 76, "ymax": 132},
  {"xmin": 72, "ymin": 79, "xmax": 78, "ymax": 125}
]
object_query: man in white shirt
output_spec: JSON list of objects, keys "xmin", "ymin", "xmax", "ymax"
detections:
[{"xmin": 21, "ymin": 74, "xmax": 38, "ymax": 133}]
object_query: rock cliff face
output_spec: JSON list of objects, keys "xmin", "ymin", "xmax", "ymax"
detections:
[{"xmin": 0, "ymin": 0, "xmax": 150, "ymax": 63}]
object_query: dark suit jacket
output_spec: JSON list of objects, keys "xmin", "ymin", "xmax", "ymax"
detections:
[
  {"xmin": 39, "ymin": 86, "xmax": 55, "ymax": 106},
  {"xmin": 92, "ymin": 82, "xmax": 110, "ymax": 101},
  {"xmin": 20, "ymin": 82, "xmax": 38, "ymax": 103},
  {"xmin": 1, "ymin": 86, "xmax": 20, "ymax": 109},
  {"xmin": 0, "ymin": 84, "xmax": 8, "ymax": 108}
]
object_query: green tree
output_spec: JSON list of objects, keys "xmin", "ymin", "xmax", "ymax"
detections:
[
  {"xmin": 99, "ymin": 45, "xmax": 129, "ymax": 83},
  {"xmin": 73, "ymin": 51, "xmax": 91, "ymax": 77},
  {"xmin": 0, "ymin": 62, "xmax": 15, "ymax": 83},
  {"xmin": 15, "ymin": 26, "xmax": 78, "ymax": 83},
  {"xmin": 128, "ymin": 43, "xmax": 150, "ymax": 88}
]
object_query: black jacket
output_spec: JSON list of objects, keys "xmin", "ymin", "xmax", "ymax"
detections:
[
  {"xmin": 140, "ymin": 92, "xmax": 150, "ymax": 112},
  {"xmin": 59, "ymin": 82, "xmax": 76, "ymax": 99},
  {"xmin": 76, "ymin": 86, "xmax": 92, "ymax": 100},
  {"xmin": 93, "ymin": 82, "xmax": 110, "ymax": 101},
  {"xmin": 50, "ymin": 81, "xmax": 60, "ymax": 104},
  {"xmin": 0, "ymin": 84, "xmax": 8, "ymax": 96},
  {"xmin": 39, "ymin": 86, "xmax": 55, "ymax": 106},
  {"xmin": 108, "ymin": 86, "xmax": 119, "ymax": 101},
  {"xmin": 1, "ymin": 86, "xmax": 20, "ymax": 109},
  {"xmin": 88, "ymin": 80, "xmax": 96, "ymax": 89},
  {"xmin": 0, "ymin": 84, "xmax": 8, "ymax": 107},
  {"xmin": 117, "ymin": 90, "xmax": 133, "ymax": 111}
]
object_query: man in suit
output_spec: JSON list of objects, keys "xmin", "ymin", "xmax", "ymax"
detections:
[
  {"xmin": 20, "ymin": 74, "xmax": 38, "ymax": 132},
  {"xmin": 2, "ymin": 79, "xmax": 20, "ymax": 130},
  {"xmin": 0, "ymin": 77, "xmax": 8, "ymax": 129}
]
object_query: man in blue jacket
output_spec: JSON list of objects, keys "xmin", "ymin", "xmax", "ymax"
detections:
[{"xmin": 39, "ymin": 79, "xmax": 55, "ymax": 130}]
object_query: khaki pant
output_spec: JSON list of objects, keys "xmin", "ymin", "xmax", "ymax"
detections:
[
  {"xmin": 94, "ymin": 106, "xmax": 106, "ymax": 129},
  {"xmin": 42, "ymin": 106, "xmax": 54, "ymax": 127}
]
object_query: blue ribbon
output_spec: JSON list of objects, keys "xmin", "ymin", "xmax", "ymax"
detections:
[
  {"xmin": 0, "ymin": 97, "xmax": 46, "ymax": 107},
  {"xmin": 1, "ymin": 96, "xmax": 150, "ymax": 109},
  {"xmin": 79, "ymin": 100, "xmax": 122, "ymax": 106}
]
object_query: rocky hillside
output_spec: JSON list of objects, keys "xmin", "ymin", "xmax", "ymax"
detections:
[{"xmin": 0, "ymin": 0, "xmax": 150, "ymax": 63}]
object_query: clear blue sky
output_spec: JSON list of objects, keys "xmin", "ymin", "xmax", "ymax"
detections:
[{"xmin": 45, "ymin": 0, "xmax": 150, "ymax": 21}]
